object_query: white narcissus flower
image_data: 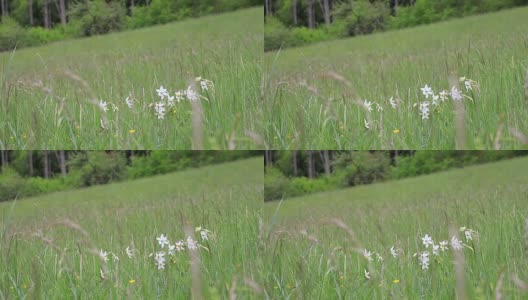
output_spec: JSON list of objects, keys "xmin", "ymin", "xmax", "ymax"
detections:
[
  {"xmin": 364, "ymin": 269, "xmax": 371, "ymax": 279},
  {"xmin": 157, "ymin": 234, "xmax": 170, "ymax": 248},
  {"xmin": 168, "ymin": 244, "xmax": 176, "ymax": 256},
  {"xmin": 112, "ymin": 253, "xmax": 119, "ymax": 262},
  {"xmin": 175, "ymin": 90, "xmax": 185, "ymax": 102},
  {"xmin": 376, "ymin": 103, "xmax": 383, "ymax": 112},
  {"xmin": 99, "ymin": 100, "xmax": 108, "ymax": 113},
  {"xmin": 126, "ymin": 246, "xmax": 134, "ymax": 259},
  {"xmin": 100, "ymin": 250, "xmax": 108, "ymax": 262},
  {"xmin": 451, "ymin": 86, "xmax": 463, "ymax": 101},
  {"xmin": 156, "ymin": 86, "xmax": 169, "ymax": 100},
  {"xmin": 432, "ymin": 244, "xmax": 440, "ymax": 256},
  {"xmin": 420, "ymin": 84, "xmax": 433, "ymax": 99},
  {"xmin": 390, "ymin": 246, "xmax": 400, "ymax": 258},
  {"xmin": 185, "ymin": 86, "xmax": 199, "ymax": 102},
  {"xmin": 422, "ymin": 234, "xmax": 433, "ymax": 248},
  {"xmin": 154, "ymin": 102, "xmax": 166, "ymax": 120},
  {"xmin": 200, "ymin": 80, "xmax": 208, "ymax": 91},
  {"xmin": 439, "ymin": 240, "xmax": 449, "ymax": 252},
  {"xmin": 186, "ymin": 236, "xmax": 198, "ymax": 251},
  {"xmin": 464, "ymin": 80, "xmax": 472, "ymax": 91},
  {"xmin": 195, "ymin": 228, "xmax": 211, "ymax": 241},
  {"xmin": 167, "ymin": 95, "xmax": 176, "ymax": 107},
  {"xmin": 451, "ymin": 236, "xmax": 463, "ymax": 250},
  {"xmin": 125, "ymin": 96, "xmax": 133, "ymax": 109},
  {"xmin": 418, "ymin": 252, "xmax": 430, "ymax": 270},
  {"xmin": 419, "ymin": 102, "xmax": 430, "ymax": 120},
  {"xmin": 363, "ymin": 99, "xmax": 373, "ymax": 112},
  {"xmin": 363, "ymin": 249, "xmax": 373, "ymax": 262},
  {"xmin": 174, "ymin": 240, "xmax": 185, "ymax": 252},
  {"xmin": 364, "ymin": 119, "xmax": 370, "ymax": 130},
  {"xmin": 154, "ymin": 251, "xmax": 166, "ymax": 270},
  {"xmin": 196, "ymin": 77, "xmax": 214, "ymax": 91},
  {"xmin": 389, "ymin": 97, "xmax": 397, "ymax": 109},
  {"xmin": 432, "ymin": 94, "xmax": 440, "ymax": 106},
  {"xmin": 111, "ymin": 103, "xmax": 118, "ymax": 112},
  {"xmin": 439, "ymin": 90, "xmax": 449, "ymax": 102},
  {"xmin": 460, "ymin": 227, "xmax": 478, "ymax": 241},
  {"xmin": 375, "ymin": 252, "xmax": 383, "ymax": 262}
]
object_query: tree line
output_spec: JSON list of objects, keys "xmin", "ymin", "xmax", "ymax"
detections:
[
  {"xmin": 0, "ymin": 150, "xmax": 262, "ymax": 201},
  {"xmin": 264, "ymin": 150, "xmax": 527, "ymax": 201},
  {"xmin": 264, "ymin": 0, "xmax": 528, "ymax": 51},
  {"xmin": 0, "ymin": 0, "xmax": 260, "ymax": 51}
]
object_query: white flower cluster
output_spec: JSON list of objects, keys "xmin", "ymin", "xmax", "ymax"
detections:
[
  {"xmin": 357, "ymin": 225, "xmax": 478, "ymax": 280},
  {"xmin": 152, "ymin": 227, "xmax": 214, "ymax": 270},
  {"xmin": 416, "ymin": 77, "xmax": 479, "ymax": 120},
  {"xmin": 413, "ymin": 227, "xmax": 477, "ymax": 270},
  {"xmin": 97, "ymin": 226, "xmax": 214, "ymax": 271},
  {"xmin": 151, "ymin": 77, "xmax": 213, "ymax": 120},
  {"xmin": 94, "ymin": 77, "xmax": 214, "ymax": 129}
]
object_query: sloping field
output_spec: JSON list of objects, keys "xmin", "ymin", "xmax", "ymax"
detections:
[
  {"xmin": 0, "ymin": 7, "xmax": 263, "ymax": 149},
  {"xmin": 265, "ymin": 7, "xmax": 528, "ymax": 149},
  {"xmin": 0, "ymin": 157, "xmax": 264, "ymax": 298},
  {"xmin": 263, "ymin": 157, "xmax": 528, "ymax": 298}
]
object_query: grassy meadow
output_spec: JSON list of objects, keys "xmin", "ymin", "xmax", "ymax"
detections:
[
  {"xmin": 263, "ymin": 157, "xmax": 528, "ymax": 298},
  {"xmin": 264, "ymin": 6, "xmax": 528, "ymax": 149},
  {"xmin": 0, "ymin": 157, "xmax": 264, "ymax": 298},
  {"xmin": 0, "ymin": 7, "xmax": 263, "ymax": 150}
]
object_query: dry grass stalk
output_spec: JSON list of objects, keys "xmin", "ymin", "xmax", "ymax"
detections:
[
  {"xmin": 449, "ymin": 74, "xmax": 466, "ymax": 150},
  {"xmin": 494, "ymin": 123, "xmax": 504, "ymax": 150},
  {"xmin": 321, "ymin": 71, "xmax": 352, "ymax": 88},
  {"xmin": 323, "ymin": 218, "xmax": 360, "ymax": 247},
  {"xmin": 495, "ymin": 268, "xmax": 504, "ymax": 300},
  {"xmin": 244, "ymin": 130, "xmax": 264, "ymax": 146},
  {"xmin": 512, "ymin": 274, "xmax": 528, "ymax": 292},
  {"xmin": 510, "ymin": 128, "xmax": 528, "ymax": 144},
  {"xmin": 525, "ymin": 219, "xmax": 528, "ymax": 250},
  {"xmin": 524, "ymin": 68, "xmax": 528, "ymax": 101},
  {"xmin": 229, "ymin": 277, "xmax": 237, "ymax": 300},
  {"xmin": 243, "ymin": 278, "xmax": 264, "ymax": 295},
  {"xmin": 184, "ymin": 221, "xmax": 203, "ymax": 300},
  {"xmin": 450, "ymin": 226, "xmax": 467, "ymax": 300},
  {"xmin": 189, "ymin": 80, "xmax": 203, "ymax": 150}
]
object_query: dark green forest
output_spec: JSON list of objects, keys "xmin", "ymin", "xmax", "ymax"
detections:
[
  {"xmin": 264, "ymin": 150, "xmax": 527, "ymax": 201},
  {"xmin": 264, "ymin": 0, "xmax": 528, "ymax": 50},
  {"xmin": 0, "ymin": 150, "xmax": 262, "ymax": 201},
  {"xmin": 0, "ymin": 0, "xmax": 261, "ymax": 51}
]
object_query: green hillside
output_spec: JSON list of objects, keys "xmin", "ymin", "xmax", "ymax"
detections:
[
  {"xmin": 264, "ymin": 6, "xmax": 528, "ymax": 149},
  {"xmin": 0, "ymin": 157, "xmax": 264, "ymax": 298},
  {"xmin": 263, "ymin": 157, "xmax": 528, "ymax": 298},
  {"xmin": 0, "ymin": 7, "xmax": 263, "ymax": 149}
]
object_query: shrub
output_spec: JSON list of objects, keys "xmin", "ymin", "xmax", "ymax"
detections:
[
  {"xmin": 264, "ymin": 17, "xmax": 292, "ymax": 51},
  {"xmin": 68, "ymin": 0, "xmax": 127, "ymax": 37},
  {"xmin": 68, "ymin": 152, "xmax": 128, "ymax": 187},
  {"xmin": 0, "ymin": 17, "xmax": 26, "ymax": 51},
  {"xmin": 288, "ymin": 176, "xmax": 338, "ymax": 196},
  {"xmin": 0, "ymin": 167, "xmax": 25, "ymax": 202},
  {"xmin": 333, "ymin": 0, "xmax": 390, "ymax": 36},
  {"xmin": 21, "ymin": 177, "xmax": 68, "ymax": 198},
  {"xmin": 290, "ymin": 27, "xmax": 332, "ymax": 44},
  {"xmin": 25, "ymin": 27, "xmax": 66, "ymax": 45},
  {"xmin": 264, "ymin": 167, "xmax": 290, "ymax": 201},
  {"xmin": 334, "ymin": 151, "xmax": 391, "ymax": 186}
]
